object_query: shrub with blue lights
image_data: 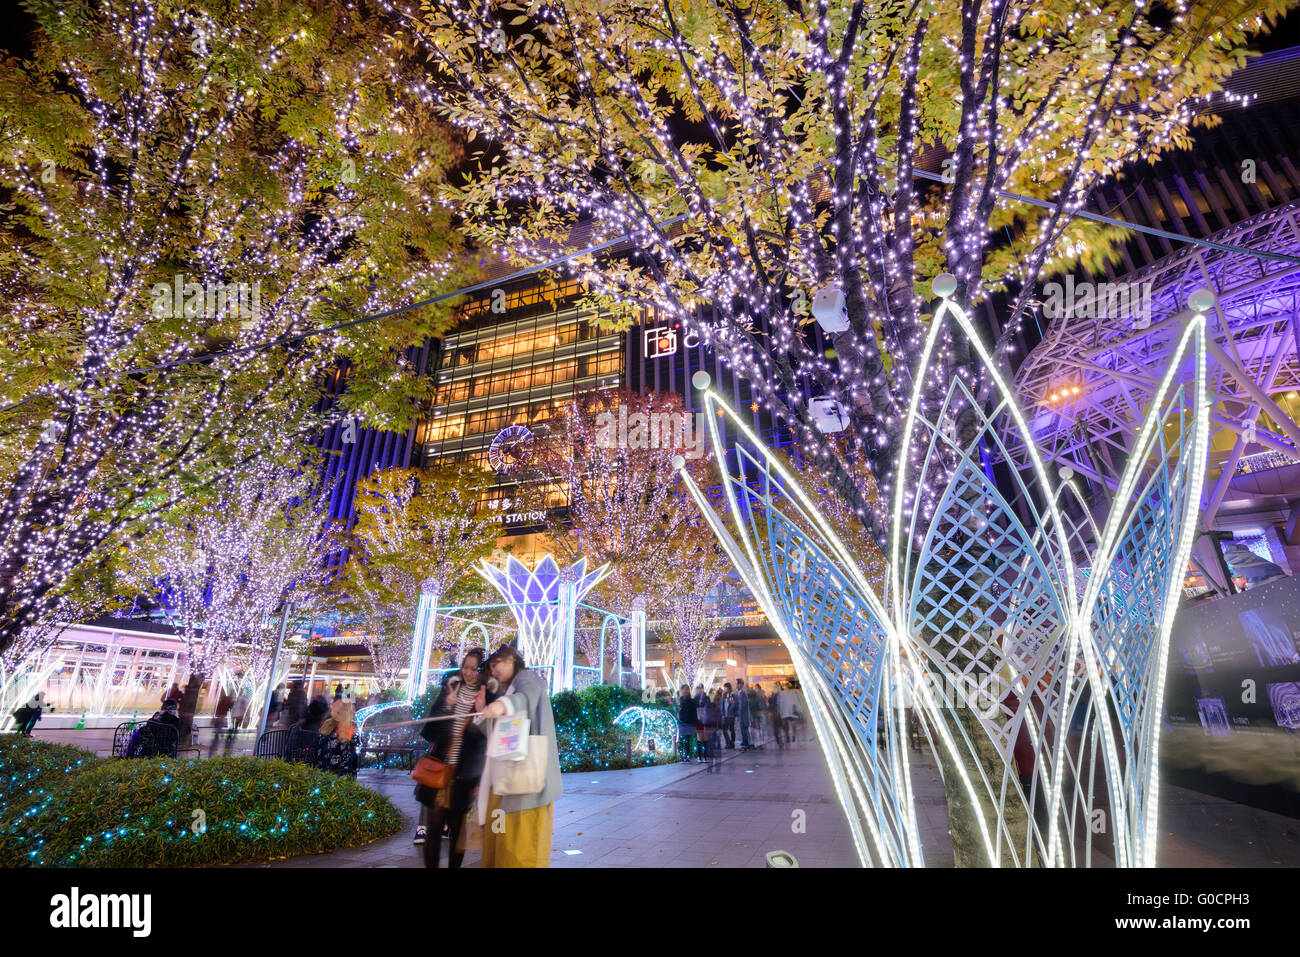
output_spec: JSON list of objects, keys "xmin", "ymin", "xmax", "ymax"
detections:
[
  {"xmin": 394, "ymin": 682, "xmax": 678, "ymax": 773},
  {"xmin": 552, "ymin": 685, "xmax": 678, "ymax": 773},
  {"xmin": 0, "ymin": 736, "xmax": 99, "ymax": 808},
  {"xmin": 0, "ymin": 741, "xmax": 402, "ymax": 867}
]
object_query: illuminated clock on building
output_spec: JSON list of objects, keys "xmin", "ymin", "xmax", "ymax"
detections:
[{"xmin": 488, "ymin": 425, "xmax": 534, "ymax": 474}]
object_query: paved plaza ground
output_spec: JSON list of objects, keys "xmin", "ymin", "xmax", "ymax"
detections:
[{"xmin": 27, "ymin": 726, "xmax": 1300, "ymax": 868}]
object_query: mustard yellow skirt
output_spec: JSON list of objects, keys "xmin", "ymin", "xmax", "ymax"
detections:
[{"xmin": 481, "ymin": 792, "xmax": 554, "ymax": 868}]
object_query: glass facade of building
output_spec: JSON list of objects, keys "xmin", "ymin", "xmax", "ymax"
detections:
[{"xmin": 416, "ymin": 277, "xmax": 628, "ymax": 518}]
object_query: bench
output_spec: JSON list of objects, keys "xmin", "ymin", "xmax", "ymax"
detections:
[
  {"xmin": 358, "ymin": 742, "xmax": 423, "ymax": 770},
  {"xmin": 284, "ymin": 726, "xmax": 327, "ymax": 766},
  {"xmin": 111, "ymin": 720, "xmax": 201, "ymax": 760}
]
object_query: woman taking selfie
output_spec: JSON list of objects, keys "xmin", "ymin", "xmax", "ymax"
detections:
[
  {"xmin": 413, "ymin": 649, "xmax": 489, "ymax": 868},
  {"xmin": 474, "ymin": 643, "xmax": 561, "ymax": 868}
]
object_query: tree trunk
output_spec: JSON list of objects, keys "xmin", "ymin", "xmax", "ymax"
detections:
[
  {"xmin": 177, "ymin": 672, "xmax": 205, "ymax": 746},
  {"xmin": 935, "ymin": 704, "xmax": 1033, "ymax": 866}
]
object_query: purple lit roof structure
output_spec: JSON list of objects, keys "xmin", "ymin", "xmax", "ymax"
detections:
[{"xmin": 1012, "ymin": 200, "xmax": 1300, "ymax": 545}]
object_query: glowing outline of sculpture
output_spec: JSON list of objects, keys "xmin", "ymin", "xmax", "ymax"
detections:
[{"xmin": 677, "ymin": 277, "xmax": 1210, "ymax": 868}]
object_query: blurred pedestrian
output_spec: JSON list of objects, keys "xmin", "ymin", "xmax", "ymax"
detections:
[
  {"xmin": 310, "ymin": 691, "xmax": 331, "ymax": 716},
  {"xmin": 268, "ymin": 682, "xmax": 286, "ymax": 724},
  {"xmin": 231, "ymin": 685, "xmax": 252, "ymax": 731},
  {"xmin": 677, "ymin": 685, "xmax": 698, "ymax": 762},
  {"xmin": 211, "ymin": 685, "xmax": 234, "ymax": 756},
  {"xmin": 694, "ymin": 683, "xmax": 709, "ymax": 762},
  {"xmin": 768, "ymin": 683, "xmax": 785, "ymax": 750},
  {"xmin": 707, "ymin": 689, "xmax": 723, "ymax": 771},
  {"xmin": 297, "ymin": 697, "xmax": 329, "ymax": 733},
  {"xmin": 722, "ymin": 682, "xmax": 737, "ymax": 750},
  {"xmin": 736, "ymin": 678, "xmax": 753, "ymax": 750},
  {"xmin": 778, "ymin": 681, "xmax": 804, "ymax": 744},
  {"xmin": 283, "ymin": 681, "xmax": 306, "ymax": 727},
  {"xmin": 749, "ymin": 682, "xmax": 766, "ymax": 748},
  {"xmin": 476, "ymin": 644, "xmax": 562, "ymax": 868},
  {"xmin": 12, "ymin": 692, "xmax": 50, "ymax": 737}
]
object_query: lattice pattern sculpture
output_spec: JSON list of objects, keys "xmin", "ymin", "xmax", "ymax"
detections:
[
  {"xmin": 478, "ymin": 554, "xmax": 609, "ymax": 685},
  {"xmin": 676, "ymin": 391, "xmax": 924, "ymax": 868},
  {"xmin": 678, "ymin": 277, "xmax": 1210, "ymax": 868}
]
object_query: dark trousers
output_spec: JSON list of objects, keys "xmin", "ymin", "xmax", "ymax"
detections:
[
  {"xmin": 739, "ymin": 715, "xmax": 752, "ymax": 747},
  {"xmin": 771, "ymin": 712, "xmax": 785, "ymax": 749},
  {"xmin": 423, "ymin": 778, "xmax": 475, "ymax": 868},
  {"xmin": 210, "ymin": 722, "xmax": 236, "ymax": 756},
  {"xmin": 19, "ymin": 716, "xmax": 39, "ymax": 736},
  {"xmin": 678, "ymin": 729, "xmax": 694, "ymax": 761},
  {"xmin": 722, "ymin": 718, "xmax": 735, "ymax": 748}
]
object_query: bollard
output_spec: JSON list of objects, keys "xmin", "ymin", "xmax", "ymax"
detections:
[{"xmin": 625, "ymin": 736, "xmax": 633, "ymax": 766}]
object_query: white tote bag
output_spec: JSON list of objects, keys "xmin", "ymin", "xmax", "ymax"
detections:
[
  {"xmin": 480, "ymin": 675, "xmax": 551, "ymax": 804},
  {"xmin": 487, "ymin": 712, "xmax": 530, "ymax": 761},
  {"xmin": 491, "ymin": 736, "xmax": 548, "ymax": 795}
]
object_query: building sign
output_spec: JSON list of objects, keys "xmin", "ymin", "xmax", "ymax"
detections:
[
  {"xmin": 503, "ymin": 510, "xmax": 546, "ymax": 527},
  {"xmin": 643, "ymin": 325, "xmax": 678, "ymax": 358}
]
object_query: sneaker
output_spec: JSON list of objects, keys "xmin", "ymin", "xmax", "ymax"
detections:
[{"xmin": 413, "ymin": 826, "xmax": 427, "ymax": 846}]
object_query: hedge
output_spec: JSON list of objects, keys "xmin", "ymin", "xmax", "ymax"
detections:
[
  {"xmin": 0, "ymin": 736, "xmax": 100, "ymax": 807},
  {"xmin": 553, "ymin": 685, "xmax": 678, "ymax": 773},
  {"xmin": 0, "ymin": 741, "xmax": 402, "ymax": 868}
]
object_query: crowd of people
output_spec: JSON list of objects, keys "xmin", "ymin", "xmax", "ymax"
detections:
[
  {"xmin": 675, "ymin": 678, "xmax": 807, "ymax": 766},
  {"xmin": 13, "ymin": 657, "xmax": 799, "ymax": 871},
  {"xmin": 130, "ymin": 677, "xmax": 375, "ymax": 765}
]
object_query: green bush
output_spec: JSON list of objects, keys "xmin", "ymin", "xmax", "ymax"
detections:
[
  {"xmin": 553, "ymin": 685, "xmax": 677, "ymax": 773},
  {"xmin": 0, "ymin": 736, "xmax": 100, "ymax": 807},
  {"xmin": 401, "ymin": 681, "xmax": 679, "ymax": 773},
  {"xmin": 0, "ymin": 752, "xmax": 402, "ymax": 867}
]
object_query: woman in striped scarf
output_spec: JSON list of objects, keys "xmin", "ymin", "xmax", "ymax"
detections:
[{"xmin": 413, "ymin": 648, "xmax": 490, "ymax": 868}]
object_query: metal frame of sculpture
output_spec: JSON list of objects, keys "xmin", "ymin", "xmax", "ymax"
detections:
[
  {"xmin": 478, "ymin": 554, "xmax": 610, "ymax": 692},
  {"xmin": 407, "ymin": 555, "xmax": 638, "ymax": 695},
  {"xmin": 677, "ymin": 276, "xmax": 1210, "ymax": 868}
]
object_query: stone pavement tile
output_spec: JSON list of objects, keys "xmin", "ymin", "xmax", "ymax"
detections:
[
  {"xmin": 663, "ymin": 851, "xmax": 725, "ymax": 868},
  {"xmin": 591, "ymin": 850, "xmax": 650, "ymax": 867},
  {"xmin": 228, "ymin": 735, "xmax": 1298, "ymax": 869}
]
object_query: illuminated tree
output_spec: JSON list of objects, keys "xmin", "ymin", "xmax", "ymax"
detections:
[
  {"xmin": 120, "ymin": 462, "xmax": 338, "ymax": 741},
  {"xmin": 658, "ymin": 535, "xmax": 735, "ymax": 688},
  {"xmin": 335, "ymin": 463, "xmax": 502, "ymax": 677},
  {"xmin": 0, "ymin": 0, "xmax": 471, "ymax": 656},
  {"xmin": 520, "ymin": 390, "xmax": 738, "ymax": 670},
  {"xmin": 403, "ymin": 0, "xmax": 1287, "ymax": 543},
  {"xmin": 525, "ymin": 389, "xmax": 726, "ymax": 661}
]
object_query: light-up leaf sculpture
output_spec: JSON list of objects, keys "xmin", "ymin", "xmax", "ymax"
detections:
[
  {"xmin": 678, "ymin": 276, "xmax": 1210, "ymax": 868},
  {"xmin": 477, "ymin": 554, "xmax": 609, "ymax": 683}
]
